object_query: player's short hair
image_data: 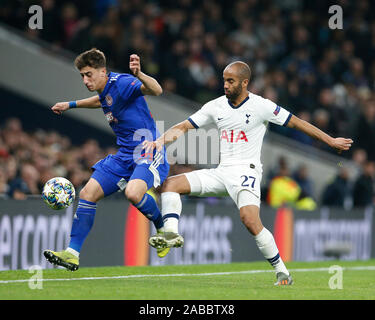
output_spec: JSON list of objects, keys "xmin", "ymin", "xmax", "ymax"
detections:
[
  {"xmin": 74, "ymin": 48, "xmax": 106, "ymax": 70},
  {"xmin": 225, "ymin": 61, "xmax": 251, "ymax": 82}
]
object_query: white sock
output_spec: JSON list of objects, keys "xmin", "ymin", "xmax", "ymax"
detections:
[
  {"xmin": 254, "ymin": 227, "xmax": 289, "ymax": 275},
  {"xmin": 66, "ymin": 247, "xmax": 80, "ymax": 257},
  {"xmin": 161, "ymin": 192, "xmax": 181, "ymax": 233}
]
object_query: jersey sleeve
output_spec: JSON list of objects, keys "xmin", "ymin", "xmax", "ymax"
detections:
[
  {"xmin": 187, "ymin": 101, "xmax": 215, "ymax": 128},
  {"xmin": 259, "ymin": 98, "xmax": 292, "ymax": 127},
  {"xmin": 116, "ymin": 75, "xmax": 144, "ymax": 102}
]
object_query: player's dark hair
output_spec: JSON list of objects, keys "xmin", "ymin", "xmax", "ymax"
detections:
[
  {"xmin": 74, "ymin": 48, "xmax": 106, "ymax": 70},
  {"xmin": 226, "ymin": 61, "xmax": 251, "ymax": 82}
]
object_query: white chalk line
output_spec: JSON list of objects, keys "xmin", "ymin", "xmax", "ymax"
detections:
[{"xmin": 0, "ymin": 265, "xmax": 374, "ymax": 285}]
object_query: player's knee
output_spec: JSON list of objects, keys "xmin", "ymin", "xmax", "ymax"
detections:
[
  {"xmin": 125, "ymin": 187, "xmax": 144, "ymax": 204},
  {"xmin": 161, "ymin": 178, "xmax": 175, "ymax": 193},
  {"xmin": 161, "ymin": 176, "xmax": 189, "ymax": 194},
  {"xmin": 240, "ymin": 211, "xmax": 263, "ymax": 235},
  {"xmin": 79, "ymin": 187, "xmax": 99, "ymax": 203}
]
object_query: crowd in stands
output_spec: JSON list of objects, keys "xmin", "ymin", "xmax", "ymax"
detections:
[
  {"xmin": 1, "ymin": 0, "xmax": 375, "ymax": 162},
  {"xmin": 0, "ymin": 118, "xmax": 106, "ymax": 199},
  {"xmin": 264, "ymin": 155, "xmax": 375, "ymax": 210},
  {"xmin": 0, "ymin": 117, "xmax": 373, "ymax": 208},
  {"xmin": 0, "ymin": 1, "xmax": 374, "ymax": 206}
]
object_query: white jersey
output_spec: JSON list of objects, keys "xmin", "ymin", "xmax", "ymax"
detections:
[{"xmin": 188, "ymin": 92, "xmax": 291, "ymax": 169}]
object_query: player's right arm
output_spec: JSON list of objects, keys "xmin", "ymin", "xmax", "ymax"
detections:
[
  {"xmin": 143, "ymin": 120, "xmax": 194, "ymax": 152},
  {"xmin": 51, "ymin": 95, "xmax": 101, "ymax": 115},
  {"xmin": 143, "ymin": 100, "xmax": 214, "ymax": 152}
]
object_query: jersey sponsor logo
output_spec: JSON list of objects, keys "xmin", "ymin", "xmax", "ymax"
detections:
[
  {"xmin": 273, "ymin": 105, "xmax": 281, "ymax": 116},
  {"xmin": 109, "ymin": 74, "xmax": 120, "ymax": 83},
  {"xmin": 105, "ymin": 94, "xmax": 113, "ymax": 106},
  {"xmin": 104, "ymin": 111, "xmax": 118, "ymax": 124},
  {"xmin": 220, "ymin": 129, "xmax": 248, "ymax": 143}
]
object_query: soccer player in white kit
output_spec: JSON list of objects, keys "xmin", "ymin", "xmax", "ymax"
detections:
[{"xmin": 143, "ymin": 61, "xmax": 353, "ymax": 285}]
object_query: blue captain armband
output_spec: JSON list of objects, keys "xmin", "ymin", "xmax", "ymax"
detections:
[{"xmin": 69, "ymin": 101, "xmax": 77, "ymax": 108}]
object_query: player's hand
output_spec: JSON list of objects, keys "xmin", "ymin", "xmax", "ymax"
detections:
[
  {"xmin": 142, "ymin": 140, "xmax": 163, "ymax": 153},
  {"xmin": 330, "ymin": 137, "xmax": 353, "ymax": 153},
  {"xmin": 129, "ymin": 54, "xmax": 141, "ymax": 77},
  {"xmin": 51, "ymin": 102, "xmax": 69, "ymax": 115}
]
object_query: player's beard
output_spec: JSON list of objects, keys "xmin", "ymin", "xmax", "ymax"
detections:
[{"xmin": 225, "ymin": 84, "xmax": 242, "ymax": 102}]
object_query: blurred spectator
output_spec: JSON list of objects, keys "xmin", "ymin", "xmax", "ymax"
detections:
[
  {"xmin": 7, "ymin": 162, "xmax": 40, "ymax": 198},
  {"xmin": 354, "ymin": 99, "xmax": 375, "ymax": 161},
  {"xmin": 292, "ymin": 164, "xmax": 314, "ymax": 198},
  {"xmin": 352, "ymin": 148, "xmax": 368, "ymax": 168},
  {"xmin": 266, "ymin": 165, "xmax": 316, "ymax": 211},
  {"xmin": 321, "ymin": 168, "xmax": 352, "ymax": 208},
  {"xmin": 0, "ymin": 166, "xmax": 9, "ymax": 195},
  {"xmin": 352, "ymin": 161, "xmax": 375, "ymax": 208},
  {"xmin": 61, "ymin": 3, "xmax": 80, "ymax": 46}
]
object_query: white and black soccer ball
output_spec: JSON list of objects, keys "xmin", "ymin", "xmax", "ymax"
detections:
[{"xmin": 42, "ymin": 177, "xmax": 76, "ymax": 210}]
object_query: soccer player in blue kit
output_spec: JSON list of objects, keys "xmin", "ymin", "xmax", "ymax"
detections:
[{"xmin": 44, "ymin": 48, "xmax": 181, "ymax": 271}]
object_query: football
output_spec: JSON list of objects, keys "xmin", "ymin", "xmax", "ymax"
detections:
[{"xmin": 42, "ymin": 177, "xmax": 76, "ymax": 210}]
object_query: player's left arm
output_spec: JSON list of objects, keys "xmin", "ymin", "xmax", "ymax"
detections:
[
  {"xmin": 129, "ymin": 54, "xmax": 163, "ymax": 96},
  {"xmin": 287, "ymin": 114, "xmax": 353, "ymax": 152}
]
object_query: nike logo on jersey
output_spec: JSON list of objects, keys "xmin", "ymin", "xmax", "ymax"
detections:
[{"xmin": 217, "ymin": 117, "xmax": 224, "ymax": 120}]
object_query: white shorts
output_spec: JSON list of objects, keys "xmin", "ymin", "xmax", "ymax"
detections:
[{"xmin": 184, "ymin": 164, "xmax": 262, "ymax": 209}]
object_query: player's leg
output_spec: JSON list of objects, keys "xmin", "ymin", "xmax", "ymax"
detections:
[
  {"xmin": 151, "ymin": 168, "xmax": 227, "ymax": 248},
  {"xmin": 159, "ymin": 173, "xmax": 191, "ymax": 232},
  {"xmin": 125, "ymin": 178, "xmax": 164, "ymax": 232},
  {"xmin": 148, "ymin": 174, "xmax": 191, "ymax": 248},
  {"xmin": 127, "ymin": 155, "xmax": 172, "ymax": 257},
  {"xmin": 126, "ymin": 151, "xmax": 172, "ymax": 232},
  {"xmin": 67, "ymin": 177, "xmax": 104, "ymax": 253},
  {"xmin": 44, "ymin": 177, "xmax": 104, "ymax": 271},
  {"xmin": 237, "ymin": 191, "xmax": 293, "ymax": 285},
  {"xmin": 224, "ymin": 165, "xmax": 292, "ymax": 285}
]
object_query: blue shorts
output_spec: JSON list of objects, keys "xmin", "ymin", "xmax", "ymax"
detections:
[{"xmin": 91, "ymin": 148, "xmax": 169, "ymax": 197}]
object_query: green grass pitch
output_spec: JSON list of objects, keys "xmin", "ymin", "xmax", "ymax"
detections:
[{"xmin": 0, "ymin": 260, "xmax": 374, "ymax": 300}]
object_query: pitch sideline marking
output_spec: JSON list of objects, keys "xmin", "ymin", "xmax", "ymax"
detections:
[{"xmin": 0, "ymin": 265, "xmax": 374, "ymax": 284}]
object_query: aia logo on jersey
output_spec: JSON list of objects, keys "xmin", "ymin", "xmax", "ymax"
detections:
[
  {"xmin": 105, "ymin": 111, "xmax": 118, "ymax": 124},
  {"xmin": 221, "ymin": 129, "xmax": 248, "ymax": 143},
  {"xmin": 105, "ymin": 94, "xmax": 113, "ymax": 106}
]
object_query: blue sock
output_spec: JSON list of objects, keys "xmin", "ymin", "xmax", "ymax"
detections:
[
  {"xmin": 134, "ymin": 193, "xmax": 164, "ymax": 230},
  {"xmin": 68, "ymin": 199, "xmax": 96, "ymax": 253}
]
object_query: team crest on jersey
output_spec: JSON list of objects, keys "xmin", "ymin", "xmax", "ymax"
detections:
[
  {"xmin": 105, "ymin": 111, "xmax": 118, "ymax": 124},
  {"xmin": 105, "ymin": 94, "xmax": 113, "ymax": 106},
  {"xmin": 245, "ymin": 114, "xmax": 251, "ymax": 124}
]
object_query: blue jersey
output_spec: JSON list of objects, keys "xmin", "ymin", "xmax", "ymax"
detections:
[
  {"xmin": 98, "ymin": 72, "xmax": 159, "ymax": 155},
  {"xmin": 93, "ymin": 72, "xmax": 170, "ymax": 197}
]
